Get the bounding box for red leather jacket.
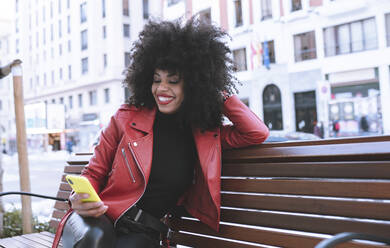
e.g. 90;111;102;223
53;95;268;247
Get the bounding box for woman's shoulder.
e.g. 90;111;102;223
114;103;154;120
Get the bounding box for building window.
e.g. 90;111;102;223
294;31;317;62
89;90;97;106
81;57;88;74
263;84;283;130
104;88;110;103
58;0;62;13
103;54;107;68
81;30;88;50
102;26;106;39
36;32;39;48
198;8;211;25
43;6;46;21
36;76;39;86
167;0;181;6
59;44;62;55
385;13;390;47
52;99;56;104
262;40;276;65
68;40;71;52
44;73;47;86
80;2;87;23
124;52;131;67
60;97;64;104
78;93;83;108
69;95;73;109
50;1;53;18
16;39;19;54
143;0;149;19
59;68;63;79
123;0;129;16
67;16;71;33
51;70;55;84
102;0;106;18
261;0;272;20
43;28;46;44
15;19;19;33
232;48;247;71
123;24;130;37
234;0;243;27
323;17;378;57
291;0;302;12
51;24;54;41
67;0;70;9
68;65;72;79
58;20;62;38
0;100;2;111
15;0;18;12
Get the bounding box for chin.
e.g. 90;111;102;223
158;106;178;114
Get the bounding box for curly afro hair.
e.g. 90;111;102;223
124;18;239;130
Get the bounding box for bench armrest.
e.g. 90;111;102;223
315;232;390;248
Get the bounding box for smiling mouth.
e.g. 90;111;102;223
157;95;174;105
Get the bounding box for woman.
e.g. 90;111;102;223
53;19;269;248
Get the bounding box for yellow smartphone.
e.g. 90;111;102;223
65;175;101;202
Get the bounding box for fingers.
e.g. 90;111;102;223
76;204;108;218
70;193;108;217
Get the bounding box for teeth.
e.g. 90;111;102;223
158;96;172;102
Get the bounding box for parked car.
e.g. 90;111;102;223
265;131;321;142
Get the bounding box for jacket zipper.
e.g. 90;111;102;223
114;142;147;227
121;148;136;183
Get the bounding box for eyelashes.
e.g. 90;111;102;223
153;80;179;84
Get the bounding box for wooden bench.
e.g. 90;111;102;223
1;136;390;247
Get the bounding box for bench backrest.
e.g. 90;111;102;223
50;136;390;248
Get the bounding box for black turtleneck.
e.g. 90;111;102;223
137;111;196;218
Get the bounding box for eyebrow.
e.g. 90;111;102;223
154;72;179;77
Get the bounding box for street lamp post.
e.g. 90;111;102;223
12;63;33;234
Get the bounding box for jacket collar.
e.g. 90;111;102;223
130;107;157;133
118;104;157;134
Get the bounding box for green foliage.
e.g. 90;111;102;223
1;208;55;238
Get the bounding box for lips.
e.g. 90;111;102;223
156;94;174;105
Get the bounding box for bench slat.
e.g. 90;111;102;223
221;193;390;220
221;208;390;237
0;237;35;248
171;232;263;248
222;178;390;198
56;190;71;200
54;201;70;211
66;155;92;165
18;233;53;247
222;161;390;179
223;141;390;163
63;165;87;173
170;218;384;248
59;182;72;192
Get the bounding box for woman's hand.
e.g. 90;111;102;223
69;193;108;217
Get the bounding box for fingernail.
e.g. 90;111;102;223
83;194;89;198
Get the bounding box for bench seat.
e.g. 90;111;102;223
1;136;390;247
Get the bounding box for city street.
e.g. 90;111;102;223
1;151;69;222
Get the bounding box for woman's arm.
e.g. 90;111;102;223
81;114;122;193
221;95;269;149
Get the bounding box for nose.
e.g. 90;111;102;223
157;80;169;91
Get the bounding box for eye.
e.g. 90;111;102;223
169;81;179;84
153;79;161;83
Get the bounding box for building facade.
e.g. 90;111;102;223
162;0;390;138
0;18;15;154
10;0;161;152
